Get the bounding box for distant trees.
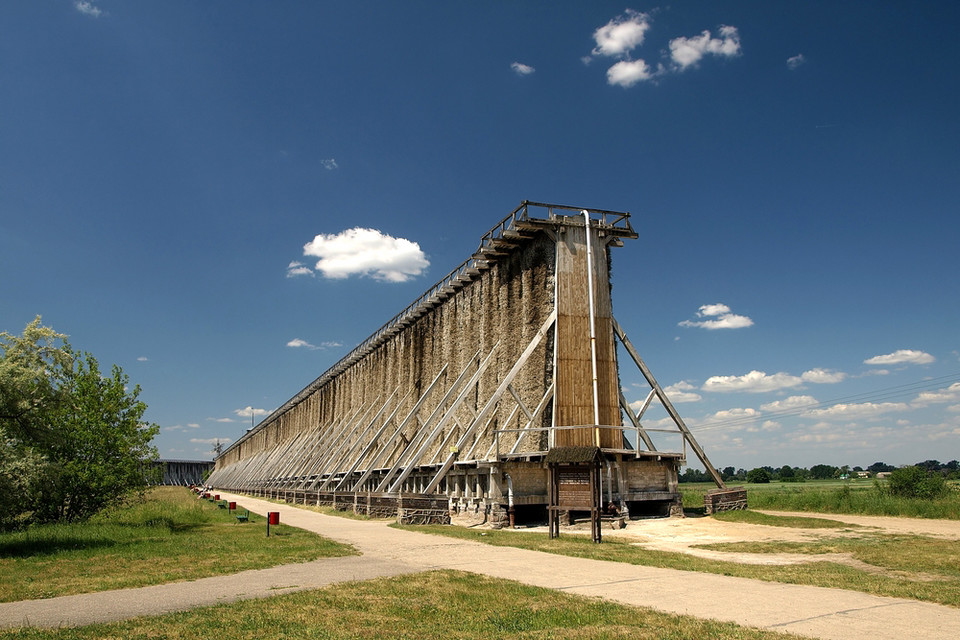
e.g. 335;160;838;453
0;317;159;530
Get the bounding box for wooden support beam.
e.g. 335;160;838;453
618;389;658;452
423;310;556;495
613;317;726;489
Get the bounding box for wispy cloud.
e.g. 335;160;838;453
190;437;234;445
74;1;103;18
321;158;339;170
286;261;314;278
137;356;149;362
207;417;235;423
864;349;935;366
669;26;741;70
300;227;429;282
287;338;343;350
679;303;753;330
511;62;535;76
786;53;806;70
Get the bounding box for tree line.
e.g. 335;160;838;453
681;460;960;485
0;317;160;531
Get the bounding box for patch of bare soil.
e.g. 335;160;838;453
587;511;960;581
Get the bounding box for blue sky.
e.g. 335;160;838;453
2;2;958;470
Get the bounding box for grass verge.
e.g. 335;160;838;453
0;487;355;602
681;481;960;519
711;510;861;529
395;524;960;608
0;570;806;640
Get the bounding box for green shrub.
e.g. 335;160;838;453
886;466;948;499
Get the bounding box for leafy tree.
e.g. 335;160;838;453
809;464;838;480
0;317;159;527
746;468;771;483
721;466;736;480
779;465;794;479
886;465;948;499
867;461;895;474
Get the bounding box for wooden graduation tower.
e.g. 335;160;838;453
210;202;724;525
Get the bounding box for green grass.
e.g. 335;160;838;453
396;523;960;608
681;480;960;519
0;570;806;640
0;487;355;602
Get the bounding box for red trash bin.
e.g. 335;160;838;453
268;512;280;525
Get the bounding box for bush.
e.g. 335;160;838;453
886;466;948;499
746;468;771;483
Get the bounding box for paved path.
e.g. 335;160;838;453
3;492;959;639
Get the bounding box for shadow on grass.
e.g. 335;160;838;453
0;537;118;558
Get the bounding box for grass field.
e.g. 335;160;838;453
0;487;355;602
0;570;805;640
681;479;960;519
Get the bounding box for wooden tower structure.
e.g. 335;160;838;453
209;202;724;525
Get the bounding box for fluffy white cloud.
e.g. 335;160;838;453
74;1;102;17
234;406;270;418
137;356;149;362
702;370;803;393
511;62;535;75
679;303;753;330
606;59;656;87
801;368;847;384
669;25;741;69
591;10;651;57
302;228;429;282
864;349;935;366
786;54;806;70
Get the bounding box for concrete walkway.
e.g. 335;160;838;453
3;492;959;639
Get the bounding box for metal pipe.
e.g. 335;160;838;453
505;473;515;528
583;210;601;447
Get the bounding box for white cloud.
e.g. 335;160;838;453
912;382;960;407
75;1;103;17
137;356;149;362
321;158;339;170
669;25;741;70
302;228;429;282
286;261;314;278
864;349;935;366
511;62;535;76
948;404;960;414
287;338;343;351
801;368;847;384
806;401;910;420
662;381;702;403
759;395;819;412
591;10;651;57
187;423;200;429
786;54;806;70
607;59;657;87
190;437;234;445
234;406;270;418
679;303;753;330
208;417;235;423
702;370;803;393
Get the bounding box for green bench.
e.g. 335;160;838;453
235;510;250;523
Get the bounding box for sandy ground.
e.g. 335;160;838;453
511;509;960;576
